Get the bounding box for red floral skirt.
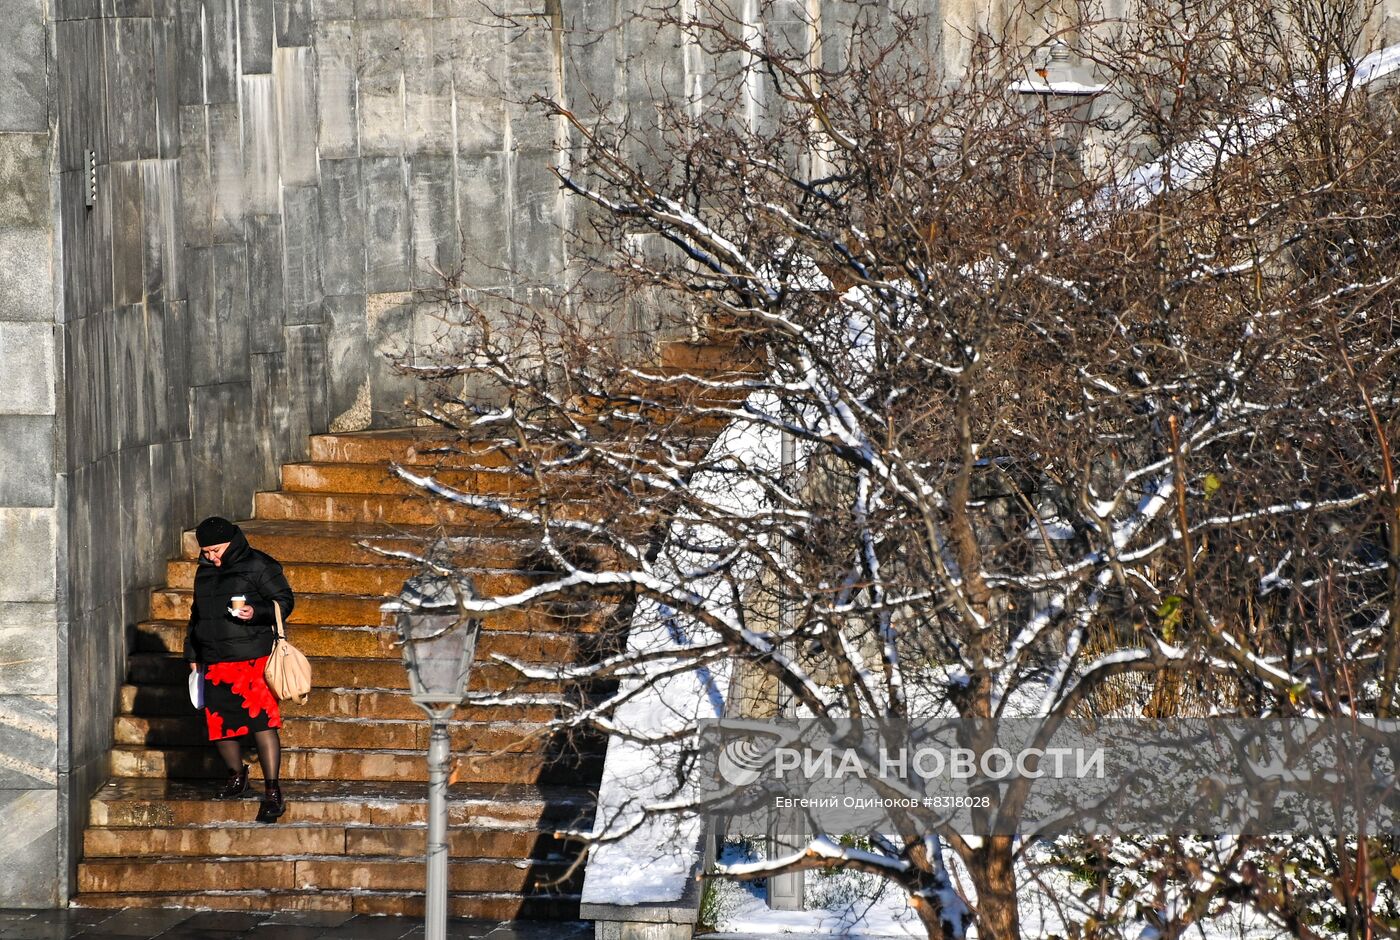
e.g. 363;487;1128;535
203;656;282;741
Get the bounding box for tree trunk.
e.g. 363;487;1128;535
970;836;1021;940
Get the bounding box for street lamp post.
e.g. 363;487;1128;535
384;572;481;940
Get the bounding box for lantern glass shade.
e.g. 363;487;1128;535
391;574;480;705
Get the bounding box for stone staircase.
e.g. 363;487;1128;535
70;338;758;922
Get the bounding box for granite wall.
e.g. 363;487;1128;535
1;0;575;906
0;0;63;909
42;0;575;905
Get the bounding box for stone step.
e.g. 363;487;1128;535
147;589;614;631
108;743;603;784
70;889;582;920
165;558;548;598
83;823;574;860
181;520;425;566
134;619;608;662
308;432;518;467
77;855;582;895
281;462;603;499
658;339;761;374
89;779;594;830
179;520;614;571
253;490;607;529
119;683;571;723
125;652;578;695
111;715;567;753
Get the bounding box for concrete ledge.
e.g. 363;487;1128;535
590;922;694;940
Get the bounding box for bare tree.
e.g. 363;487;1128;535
390;1;1400;936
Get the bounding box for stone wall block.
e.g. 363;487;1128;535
57;172;92;319
0;510;56;605
453;150;508;288
317;159;366;296
0;416;54;508
55;19;107;173
60;322;91;471
175;0;206;105
246;214;287;354
163;300;192;440
183;246;217;388
201;0;239;103
451;95;506;155
207;102;245;242
503;22;562;154
0;0;48;133
167;437;194;532
239;0;274;74
98;313;124;460
151;13;181;158
446;15;503;99
113;303;161;449
273;47;318;187
275;0;314;46
510;149;565;282
0;322;56;416
355;0;422;17
560;0;620;125
363;155;410;292
505;25;560;107
240;74;281;215
190;381;255;521
143;303;173;442
408;154;456;289
281;186;322;325
146;442;180;566
64;464;92;615
0;134;51;229
104;17;159;162
140;159;183;301
322;294;369;425
0;225;52;324
313;20;359;160
357;19;405;156
367;297;416;425
90;456;121;605
250;351;289;489
0;604;57;698
177;106;212;247
55;0;101;18
285;323;328;447
402;20;451;154
62;596;117;774
0;705;56;795
317;0;353;18
210;242;252;383
116;447;156;604
109;161;144;307
0;789;58;905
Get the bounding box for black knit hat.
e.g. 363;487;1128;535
195;516;241;547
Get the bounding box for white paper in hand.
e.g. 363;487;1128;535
188;668;204;709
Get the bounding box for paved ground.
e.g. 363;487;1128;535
0;910;593;940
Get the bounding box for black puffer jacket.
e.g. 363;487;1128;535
184;529;295;664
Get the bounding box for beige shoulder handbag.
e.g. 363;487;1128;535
264;601;312;705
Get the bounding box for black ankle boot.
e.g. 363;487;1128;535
216;764;249;799
256;782;286;823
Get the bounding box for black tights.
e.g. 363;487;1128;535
215;729;281;787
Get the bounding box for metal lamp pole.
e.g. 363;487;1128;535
385;572;480;940
418;703;455;940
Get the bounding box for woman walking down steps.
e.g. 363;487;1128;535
185;516;295;823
